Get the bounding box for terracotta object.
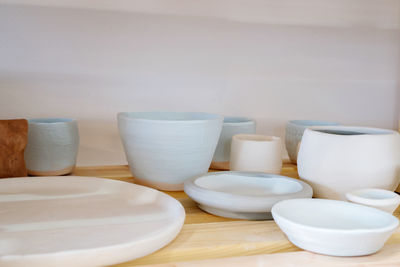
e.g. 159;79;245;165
0;119;28;178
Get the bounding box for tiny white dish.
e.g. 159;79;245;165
272;198;399;256
0;176;185;267
346;188;400;214
184;172;313;220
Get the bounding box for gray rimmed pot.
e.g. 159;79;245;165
285;120;340;164
210;116;256;170
24;118;79;176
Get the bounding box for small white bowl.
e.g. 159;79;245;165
346;188;400;214
272;198;399;256
184;172;313;220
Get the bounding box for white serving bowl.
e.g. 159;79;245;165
118;112;223;191
184;172;313;220
272;198;399;256
297;126;400;200
346;188;400;214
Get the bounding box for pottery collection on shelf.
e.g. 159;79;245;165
1;112;400;264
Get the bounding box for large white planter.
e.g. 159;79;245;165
298;126;400;200
118;112;223;191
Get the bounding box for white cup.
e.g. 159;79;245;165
230;134;282;174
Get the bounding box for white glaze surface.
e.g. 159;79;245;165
0;176;185;267
184;172;312;220
346;188;400;214
230;134;282;174
272;198;399;256
298;126;400;200
118;112;223;191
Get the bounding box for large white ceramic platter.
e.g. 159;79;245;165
184;172;313;220
0;176;185;267
272;198;399;256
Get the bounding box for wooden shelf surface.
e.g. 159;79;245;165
71;164;400;267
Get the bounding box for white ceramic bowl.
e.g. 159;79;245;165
118;112;223;191
346;188;400;214
298;126;400;200
272;198;399;256
211;117;256;170
184;172;313;220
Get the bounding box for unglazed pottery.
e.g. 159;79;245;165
346;188;400;214
211;117;256;170
230;134;282;174
298;126;400;200
0;176;185;267
0;119;28;178
285;120;339;164
272;198;399;256
24;118;79;176
184;172;312;220
118;112;223;191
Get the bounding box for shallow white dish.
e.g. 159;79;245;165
272;198;399;256
346;188;400;214
184;172;313;220
0;176;185;267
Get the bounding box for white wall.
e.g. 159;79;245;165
0;1;399;166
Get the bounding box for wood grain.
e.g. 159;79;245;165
71;164;400;266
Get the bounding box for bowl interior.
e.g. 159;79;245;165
29;118;75;124
311;126;394;136
289;120;339;127
194;173;303;196
274;199;397;230
223;117;253;124
352;189;399;200
119;112;221;121
234;134;277;142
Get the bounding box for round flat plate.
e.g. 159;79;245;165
184;171;312;220
0;176;185;267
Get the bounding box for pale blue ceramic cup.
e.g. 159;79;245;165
285;120;340;164
118;112;223;191
211;116;256;170
24;118;79;175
